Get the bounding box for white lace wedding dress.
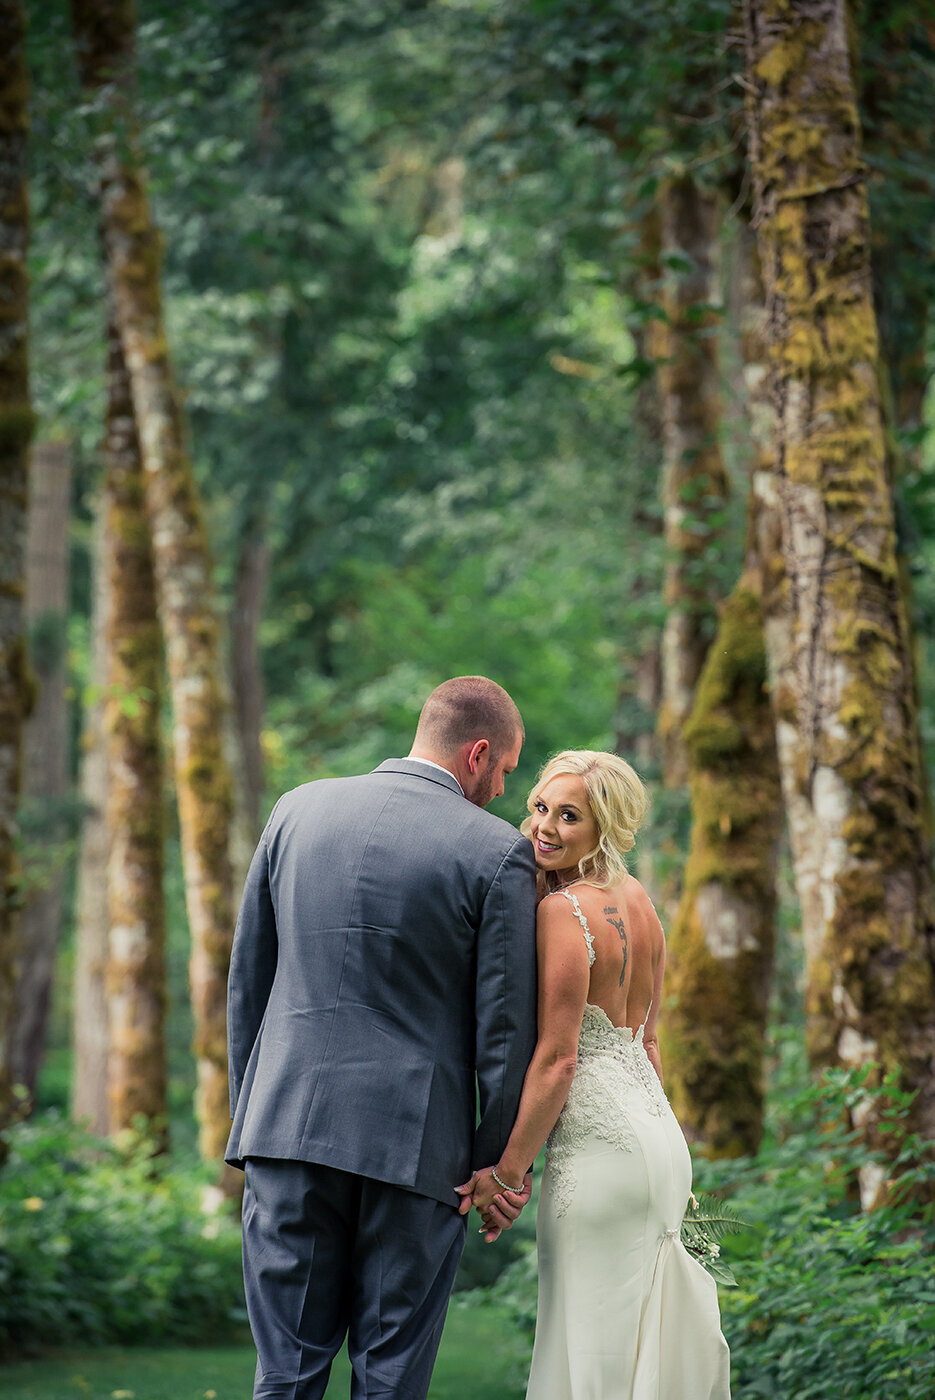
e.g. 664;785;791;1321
525;891;731;1400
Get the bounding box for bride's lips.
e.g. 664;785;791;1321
536;838;561;855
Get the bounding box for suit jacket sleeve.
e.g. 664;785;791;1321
472;833;538;1169
227;818;278;1115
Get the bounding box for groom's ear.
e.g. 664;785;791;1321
466;739;490;773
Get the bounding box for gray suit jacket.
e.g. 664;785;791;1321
225;758;538;1206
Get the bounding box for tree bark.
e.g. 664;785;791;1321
72;502;111;1135
0;0;34;1154
744;0;935;1187
663;520;782;1158
655;177;731;788
71;0;237;1165
611;208;669;905
858;0;933;453
231;527;268;848
103;304;168;1143
11;443;71;1099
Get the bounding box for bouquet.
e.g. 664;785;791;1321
680;1191;747;1286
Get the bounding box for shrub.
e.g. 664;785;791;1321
701;1068;935;1400
0;1114;246;1357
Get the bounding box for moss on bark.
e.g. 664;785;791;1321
72;0;236;1167
103;305;168;1147
744;0;935;1173
663;574;782;1157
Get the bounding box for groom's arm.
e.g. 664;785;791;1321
227;811;280;1113
472;834;538;1170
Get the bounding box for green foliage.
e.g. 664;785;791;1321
697;1067;934;1399
0;1115;245;1357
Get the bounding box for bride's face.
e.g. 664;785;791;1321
528;774;599;875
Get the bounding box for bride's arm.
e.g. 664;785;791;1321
643;915;667;1087
462;896;590;1212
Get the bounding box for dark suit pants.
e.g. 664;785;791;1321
242;1158;468;1400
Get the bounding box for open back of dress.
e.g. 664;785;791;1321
525;890;731;1400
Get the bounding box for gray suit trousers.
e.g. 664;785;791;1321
243;1158;468;1400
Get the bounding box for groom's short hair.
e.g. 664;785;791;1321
414;676;523;758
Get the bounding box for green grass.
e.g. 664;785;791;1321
0;1302;528;1400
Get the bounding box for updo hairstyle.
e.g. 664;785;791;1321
521;749;649;891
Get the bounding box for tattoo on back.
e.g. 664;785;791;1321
603;905;629;986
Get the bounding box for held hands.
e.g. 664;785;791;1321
455;1168;532;1243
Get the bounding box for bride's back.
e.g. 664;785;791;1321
569;876;664;1034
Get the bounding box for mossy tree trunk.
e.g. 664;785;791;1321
655;177;731;788
72;502;111;1135
664;221;782;1155
0;0;33;1156
103;304;168;1144
744;0;935;1180
70;0;237;1166
11;443;71;1100
663;519;782;1158
663;212;787;1159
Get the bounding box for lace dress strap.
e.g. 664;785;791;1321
562;889;595;967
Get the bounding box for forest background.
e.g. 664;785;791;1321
1;1;934;1396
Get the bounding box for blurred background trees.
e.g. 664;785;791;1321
0;0;932;1209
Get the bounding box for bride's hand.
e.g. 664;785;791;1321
455;1169;533;1242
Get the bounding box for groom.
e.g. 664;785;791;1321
226;676;538;1399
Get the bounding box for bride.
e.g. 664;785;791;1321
460;750;731;1399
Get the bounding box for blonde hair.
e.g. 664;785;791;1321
521;749;649;893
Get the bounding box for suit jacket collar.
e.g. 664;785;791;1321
374;757;464;799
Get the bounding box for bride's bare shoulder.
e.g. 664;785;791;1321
610;875;662;932
537;887;580;919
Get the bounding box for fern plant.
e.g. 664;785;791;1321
680;1191;748;1286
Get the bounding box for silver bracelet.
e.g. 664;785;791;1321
491;1167;524;1193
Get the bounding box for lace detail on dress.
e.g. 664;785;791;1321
562;888;595;966
546;1006;670;1217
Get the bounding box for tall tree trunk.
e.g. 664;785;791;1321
858;5;934;846
230;527;268;848
744;0;935;1188
663;514;782;1158
664;222;783;1153
223;525;269;899
103;305;168;1143
859;0;933;455
613;209;668;905
11;443;71;1099
72;503;111;1135
0;0;34;1155
655;177;731;788
70;1;237;1165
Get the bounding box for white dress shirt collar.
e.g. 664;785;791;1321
405;756;464;795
